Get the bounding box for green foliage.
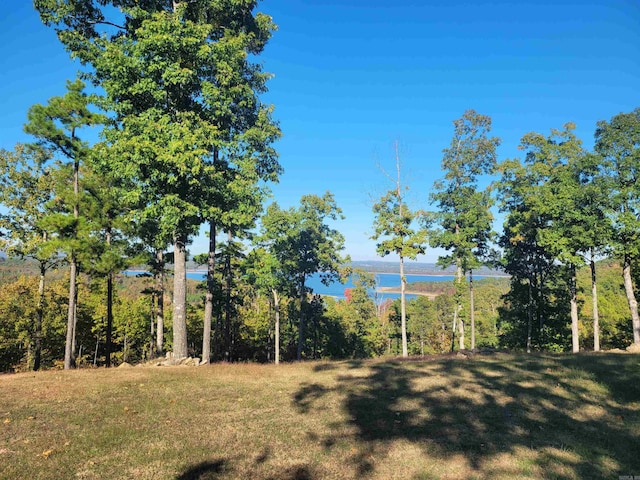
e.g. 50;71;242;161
0;276;68;371
430;110;500;273
595;108;640;260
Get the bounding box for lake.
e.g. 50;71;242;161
126;270;494;302
179;271;478;302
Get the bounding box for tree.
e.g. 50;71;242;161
594;108;640;346
371;142;427;357
261;192;348;360
245;247;290;364
430;110;500;350
0;145;61;370
81;164;137;367
406;296;436;355
574;153;610;351
513;124;589;352
23;79;103;369
36;0;281;361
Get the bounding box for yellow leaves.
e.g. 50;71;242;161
3;418;10;424
40;449;54;459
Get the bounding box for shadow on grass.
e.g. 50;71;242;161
293;352;640;479
176;458;315;480
176;459;226;480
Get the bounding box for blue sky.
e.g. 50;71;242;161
1;1;639;261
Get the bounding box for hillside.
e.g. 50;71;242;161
1;353;639;479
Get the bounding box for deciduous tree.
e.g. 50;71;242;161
594;108;640;346
371;143;427;357
430;110;500;350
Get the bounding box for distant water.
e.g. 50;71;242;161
174;271;480;302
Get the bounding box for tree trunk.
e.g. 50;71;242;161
469;269;475;351
172;235;188;360
273;289;280;365
456;263;464;350
400;255;408;357
64;253;77;370
569;263;579;353
105;225;113;368
622;254;640;345
451;309;457;353
150;292;155;358
155;249;165;356
224;231;233;361
527;278;533;354
64;157;80;370
34;262;46;371
106;272;113;367
202;222;216;365
590;251;600;352
297;276;306;360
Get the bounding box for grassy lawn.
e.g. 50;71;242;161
1;352;639;479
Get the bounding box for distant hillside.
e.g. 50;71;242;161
351;260;507;276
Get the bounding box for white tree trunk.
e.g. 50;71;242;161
202;222;216;365
172;236;188;360
570;264;579;353
591;251;600;352
400;255;408;357
622;254;640;345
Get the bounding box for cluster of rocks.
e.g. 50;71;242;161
115;352;204;368
154;352;203;367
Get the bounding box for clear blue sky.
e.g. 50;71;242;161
1;1;639;261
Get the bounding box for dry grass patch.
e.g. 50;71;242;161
1;353;639;479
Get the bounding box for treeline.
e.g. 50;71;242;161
1;2;639;371
0;263;509;371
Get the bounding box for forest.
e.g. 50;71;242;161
1;1;639;372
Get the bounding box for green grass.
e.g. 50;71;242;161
1;353;639;479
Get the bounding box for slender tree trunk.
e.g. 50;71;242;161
570;263;579;353
105;225;113;368
202;222;216;364
64;253;77;370
224;231;233;361
400;255;408;357
172;235;188;360
297;276;306;360
155;249;165;356
273;289;280;365
64;157;80;370
622;254;640;345
72;286;78;361
527;278;533;354
469;269;475;351
150;293;155;358
106;272;113;367
591;250;600;352
456;262;465;350
451;310;457;352
34;262;46;371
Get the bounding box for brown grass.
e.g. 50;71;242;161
1;353;639;479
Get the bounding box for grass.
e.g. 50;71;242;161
1;352;639;479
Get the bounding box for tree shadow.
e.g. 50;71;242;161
176;459;227;480
292;353;640;478
176;458;317;480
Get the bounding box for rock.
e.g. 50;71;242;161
626;343;640;353
118;362;133;368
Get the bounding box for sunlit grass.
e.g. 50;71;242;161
1;353;639;479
